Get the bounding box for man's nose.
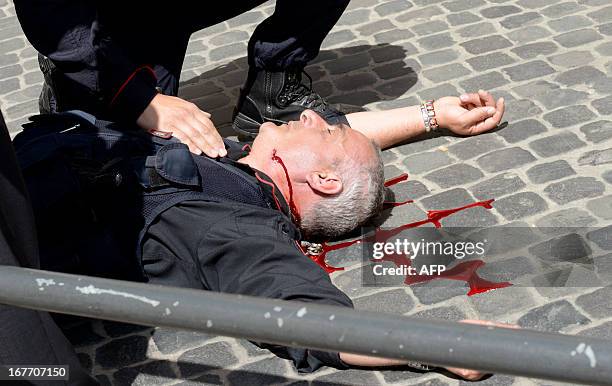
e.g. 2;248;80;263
300;109;326;129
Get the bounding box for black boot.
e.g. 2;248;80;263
232;68;343;139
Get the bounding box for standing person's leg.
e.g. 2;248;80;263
0;112;98;386
233;0;351;138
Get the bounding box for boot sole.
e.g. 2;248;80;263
232;112;262;140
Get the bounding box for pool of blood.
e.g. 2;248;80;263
307;172;512;296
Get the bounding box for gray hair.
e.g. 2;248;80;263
301;141;385;238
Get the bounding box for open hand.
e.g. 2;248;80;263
137;93;227;157
434;90;505;136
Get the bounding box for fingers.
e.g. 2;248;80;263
460;318;520;329
446;367;486;381
193;110;226;157
459;90;496;109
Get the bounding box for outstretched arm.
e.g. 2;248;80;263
339;319;518;381
345;90;505;149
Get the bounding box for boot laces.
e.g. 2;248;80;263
282;70;328;110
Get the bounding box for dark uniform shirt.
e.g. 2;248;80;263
141;141;353;372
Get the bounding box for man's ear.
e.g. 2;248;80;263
305;171;343;195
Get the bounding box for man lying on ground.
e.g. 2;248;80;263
15;91;506;381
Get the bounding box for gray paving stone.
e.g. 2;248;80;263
402;150;453;174
209;42;246;61
543;105;596;129
592;95;612;115
547;15;592;33
526;161;576;184
424;164;484;188
503;60;555;82
496;119;547;143
209;31;249;46
459;375;516;386
587;225;612;250
587;5;612;23
500;12;542;30
586;195;612;220
357;20;395;36
379;368;429;384
325;52;371;74
599;22;612;36
595;41;612;57
411;305;467;321
152;328;213;355
0;37;25;53
467;52;516;71
396;5;445;23
417;32;456;50
506;25;552;44
603;170;612;184
555;66;607;86
227;357;288;385
412;20;450;36
529;233;593;265
578;321;612;340
578;148;612;166
95;335;149;369
476;147;536;173
0;78;19;94
457;22;497;38
337;8;371;26
459;71;509;91
554;29;603;48
447;12;482;26
411;279;470;305
312;369;379;385
397;137;450;156
63;322;105;348
421;188;473;209
442;0;486;12
354;289;414;314
470;173;526;200
469;287;535;318
322;29;356;48
388;180;431;201
375;0;414;17
369;42;419;63
179;342;238;378
448;134;505;160
511;42;558;60
517;0;558;8
336;73;377;90
576;287;612;319
536;208;597;232
494;192;548;221
113;361;176;386
518;300;590;332
0;52;19;67
417;83;459;100
227;10;264;27
477;255;536;284
460;35;513;55
374;28;415;44
545;177;606;205
175;373;222;386
418;49;459;66
533;89;589;110
0;63;21;80
529;132;587;158
480;5;522;18
423;63;470;82
542;2;587;18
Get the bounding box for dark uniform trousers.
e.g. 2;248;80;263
0;113;97;385
14;1;350;122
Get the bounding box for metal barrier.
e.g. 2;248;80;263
0;266;610;385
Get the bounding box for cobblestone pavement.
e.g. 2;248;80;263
2;0;612;385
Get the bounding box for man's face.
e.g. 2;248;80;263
249;110;375;174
